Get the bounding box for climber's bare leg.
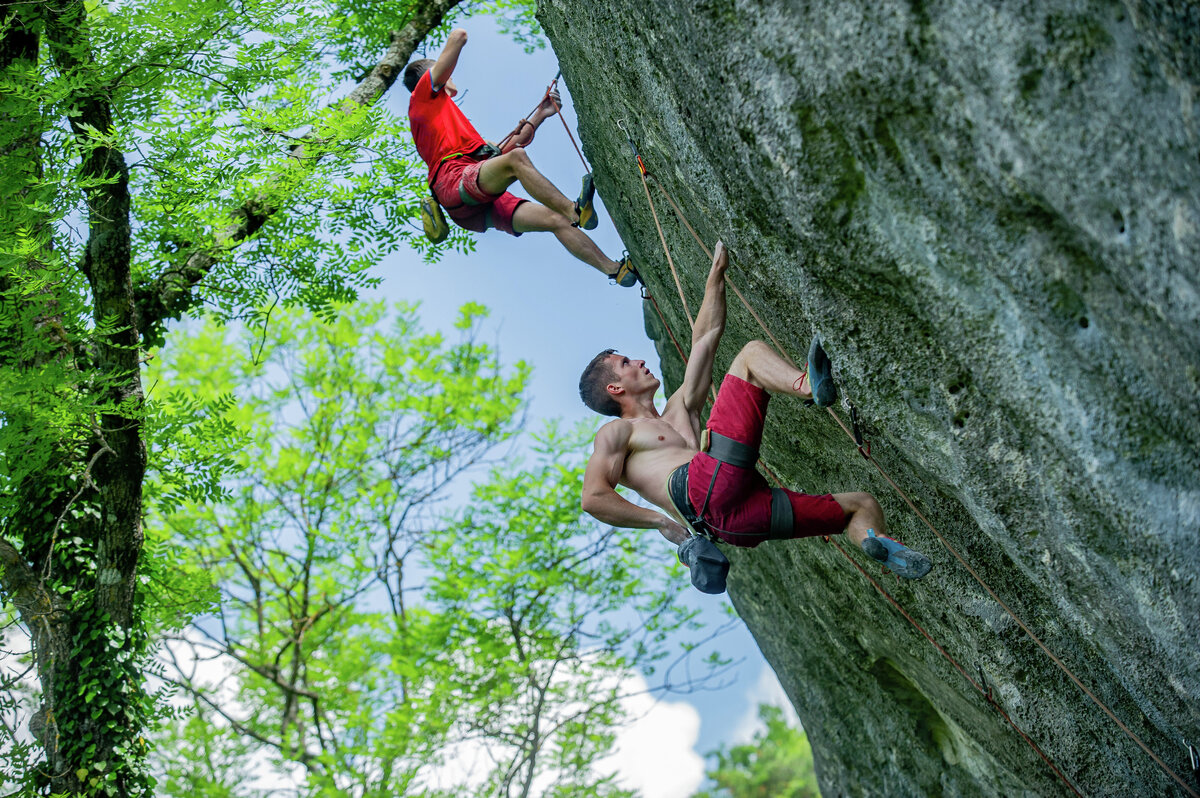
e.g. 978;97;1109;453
477;148;578;223
511;202;620;276
831;491;885;547
727;340;812;398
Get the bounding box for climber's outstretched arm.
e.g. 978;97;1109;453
677;241;729;412
502;88;562;152
430;28;468;90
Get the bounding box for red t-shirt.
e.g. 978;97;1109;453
408;70;486;183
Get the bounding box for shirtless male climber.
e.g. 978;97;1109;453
578;241;932;593
404;28;639;287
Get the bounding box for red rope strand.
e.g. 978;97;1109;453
628;142;1196;797
544;80;588;171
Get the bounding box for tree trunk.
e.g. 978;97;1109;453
0;0;466;793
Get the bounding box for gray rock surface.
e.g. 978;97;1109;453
539;0;1200;795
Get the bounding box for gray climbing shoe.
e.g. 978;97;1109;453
863;529;932;580
807;335;837;407
678;536;729;594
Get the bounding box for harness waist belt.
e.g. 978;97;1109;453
668;462;795;540
667;464;718;542
703;430;758;468
429;143;505;191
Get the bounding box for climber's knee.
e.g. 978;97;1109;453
728;340;773;383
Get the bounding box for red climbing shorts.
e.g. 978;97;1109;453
686;375;845;547
431;155;526;236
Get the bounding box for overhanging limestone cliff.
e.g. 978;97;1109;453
538;1;1200;794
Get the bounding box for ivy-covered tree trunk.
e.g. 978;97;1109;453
49;2;148;792
0;0;467;792
2;2;156;791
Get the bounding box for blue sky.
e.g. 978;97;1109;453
367;12;800;794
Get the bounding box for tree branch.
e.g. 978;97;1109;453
135;0;465;336
0;540;56;628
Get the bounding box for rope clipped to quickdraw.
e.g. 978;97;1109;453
499;70;589;173
618;118;694;326
618;117;1199;798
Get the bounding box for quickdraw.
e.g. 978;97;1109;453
618;115;1197;798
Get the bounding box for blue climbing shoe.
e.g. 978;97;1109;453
861;529;932;579
575;172;598;230
807;335;837;407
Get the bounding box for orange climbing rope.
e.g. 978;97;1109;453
622;124;1199;798
543;75;588;171
640;287;1084;795
618;119;695;326
500;71;589;172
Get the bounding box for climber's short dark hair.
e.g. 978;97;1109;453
403;59;435;92
579;349;622;417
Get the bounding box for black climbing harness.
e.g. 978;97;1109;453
667;431;794;542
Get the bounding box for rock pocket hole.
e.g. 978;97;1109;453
1078;316;1089;328
1112;209;1125;235
953;410;970;428
869;658;963;766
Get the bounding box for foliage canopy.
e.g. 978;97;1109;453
145;302;709;797
0;0;538;792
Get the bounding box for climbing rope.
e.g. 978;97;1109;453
619;121;1199;798
618;119;694;326
500;70;589;172
543;74;588;171
643;288;1084;796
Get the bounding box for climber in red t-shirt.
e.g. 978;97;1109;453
404;28;639;287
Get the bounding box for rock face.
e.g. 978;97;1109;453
539;1;1199;794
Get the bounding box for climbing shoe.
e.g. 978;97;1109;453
420;194;449;244
807;335;837;407
678;536;730;594
574;172;598;230
862;529;933;580
612;254;641;288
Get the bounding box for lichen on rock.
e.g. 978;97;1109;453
539;0;1200;794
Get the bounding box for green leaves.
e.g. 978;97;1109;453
146;303;717;797
2;0;553;793
695;704;818;798
148;300;530;792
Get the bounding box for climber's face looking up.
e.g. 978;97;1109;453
606;354;660;399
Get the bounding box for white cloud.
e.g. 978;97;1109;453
598;674;705;798
729;665;800;745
